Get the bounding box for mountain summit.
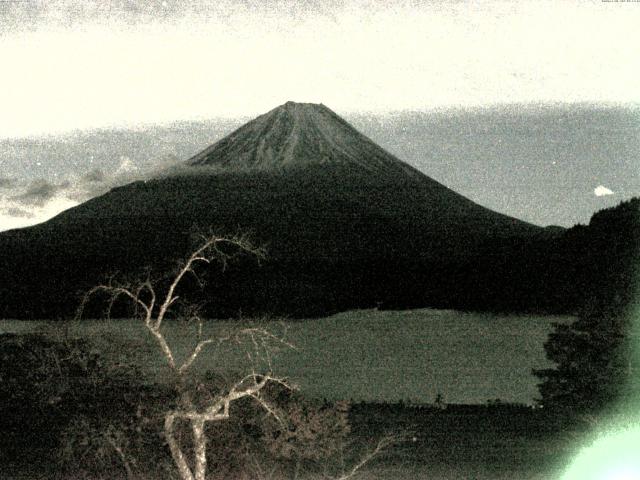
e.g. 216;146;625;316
188;101;421;178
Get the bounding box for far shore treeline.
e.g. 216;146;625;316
0;197;637;320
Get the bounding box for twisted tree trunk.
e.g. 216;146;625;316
192;418;208;480
165;413;195;480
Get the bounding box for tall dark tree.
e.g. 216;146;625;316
534;303;630;413
534;198;639;415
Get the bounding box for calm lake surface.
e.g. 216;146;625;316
0;308;573;405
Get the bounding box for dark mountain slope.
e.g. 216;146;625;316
0;102;562;319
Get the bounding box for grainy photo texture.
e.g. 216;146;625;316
0;1;638;479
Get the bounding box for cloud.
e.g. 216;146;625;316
2;1;640;138
4;206;35;218
0;161;138;230
594;185;614;197
0;151;183;232
115;156;138;175
81;168;106;183
11;179;71;206
0;194;78;231
0;177;16;188
69;158;141;202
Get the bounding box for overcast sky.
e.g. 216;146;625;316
1;0;639;138
0;0;638;231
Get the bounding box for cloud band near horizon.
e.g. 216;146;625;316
1;0;639;138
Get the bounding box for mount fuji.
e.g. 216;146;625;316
0;102;557;318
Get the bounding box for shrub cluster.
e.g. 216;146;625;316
0;333;354;480
0;332;172;478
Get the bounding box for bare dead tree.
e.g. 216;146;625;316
79;232;294;480
330;434;405;480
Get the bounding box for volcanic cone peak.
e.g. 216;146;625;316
187;101;422;178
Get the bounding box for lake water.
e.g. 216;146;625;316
0;308;573;405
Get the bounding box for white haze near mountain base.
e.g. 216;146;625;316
0;155;179;231
0;197;78;231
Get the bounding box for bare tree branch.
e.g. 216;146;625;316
104;430;136;480
248;392;287;428
332;435;406;480
155;233;264;330
78;231;290;480
178;338;215;375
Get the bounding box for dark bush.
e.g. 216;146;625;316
0;334;356;479
0;332;104;451
0;332;172;477
158;372;354;480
